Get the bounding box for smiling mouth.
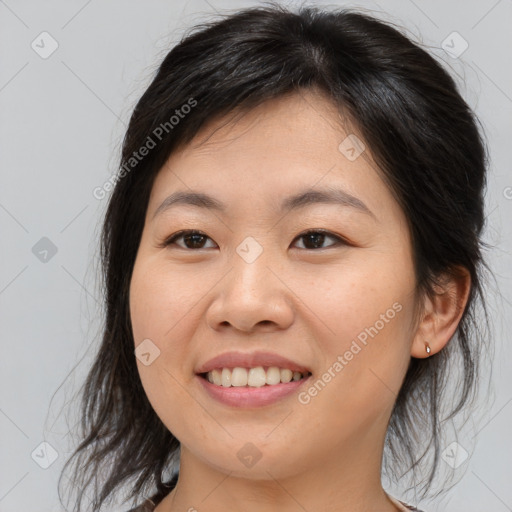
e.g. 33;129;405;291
198;366;312;388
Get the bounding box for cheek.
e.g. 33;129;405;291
129;258;209;432
304;256;414;417
129;258;197;345
309;257;410;341
130;270;200;410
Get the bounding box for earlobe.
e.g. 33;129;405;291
411;267;471;358
411;339;433;359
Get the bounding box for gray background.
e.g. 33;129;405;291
0;1;511;511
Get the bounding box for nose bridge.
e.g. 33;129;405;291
229;234;276;303
206;235;294;332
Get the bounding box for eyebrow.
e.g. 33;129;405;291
152;187;376;220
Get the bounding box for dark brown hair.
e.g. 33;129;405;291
59;4;493;510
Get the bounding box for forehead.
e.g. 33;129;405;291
149;91;402;226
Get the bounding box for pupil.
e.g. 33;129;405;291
304;233;324;249
185;233;205;248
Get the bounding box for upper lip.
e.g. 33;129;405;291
195;351;311;374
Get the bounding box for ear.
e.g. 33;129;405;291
411;266;471;358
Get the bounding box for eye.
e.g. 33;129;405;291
161;228;347;251
162;230;217;250
292;229;347;250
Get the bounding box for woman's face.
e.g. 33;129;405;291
130;91;419;482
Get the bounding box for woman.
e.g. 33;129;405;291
60;4;491;512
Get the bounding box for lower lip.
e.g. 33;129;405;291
196;374;312;408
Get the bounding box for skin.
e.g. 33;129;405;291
129;89;470;512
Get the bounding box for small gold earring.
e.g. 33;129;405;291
425;341;431;356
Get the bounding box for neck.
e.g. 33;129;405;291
155;426;400;512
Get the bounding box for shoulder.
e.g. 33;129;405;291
124;474;179;511
125;500;155;512
398;501;426;511
388;494;426;512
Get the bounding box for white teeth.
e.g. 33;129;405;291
231;367;248;387
248;367;267;387
266;366;281;385
280;368;293;383
211;368;222;386
204;366;309;387
221;368;232;387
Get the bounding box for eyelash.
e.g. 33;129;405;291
161;228;349;251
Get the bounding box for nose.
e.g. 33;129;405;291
205;246;295;334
